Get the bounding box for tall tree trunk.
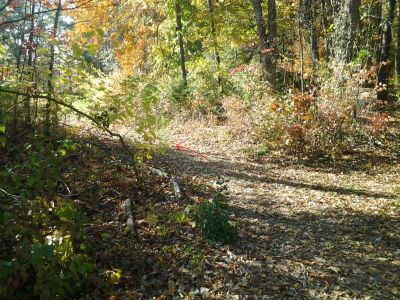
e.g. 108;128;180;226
206;0;221;67
333;0;361;64
267;0;277;90
397;0;400;76
377;0;396;100
11;1;29;135
321;0;331;63
206;0;222;89
175;0;187;86
300;0;319;67
251;0;276;91
310;11;319;64
298;2;305;93
375;2;383;62
24;0;36;127
45;0;62;135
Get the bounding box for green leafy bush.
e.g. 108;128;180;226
190;178;237;244
0;137;93;299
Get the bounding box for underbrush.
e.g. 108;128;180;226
0;127;239;298
0;135;94;299
189;178;237;245
158;62;395;161
217;65;395;160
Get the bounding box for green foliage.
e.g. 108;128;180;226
0;137;93;299
189;178;237;244
182;244;205;272
169;211;191;224
0;124;6;147
353;49;370;65
159;76;192;107
395;196;400;210
228;64;267;102
0;198;93;299
105;268;123;285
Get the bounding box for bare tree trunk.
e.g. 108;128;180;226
375;2;383;62
45;0;62;135
298;4;305;93
321;0;331;63
24;0;36;127
251;0;276;91
396;0;400;77
251;0;268;74
267;0;277;90
300;0;319;68
377;0;396;100
206;0;221;67
333;0;361;64
175;0;187;86
11;2;29;135
310;10;320;64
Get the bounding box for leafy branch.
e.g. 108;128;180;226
0;87;139;177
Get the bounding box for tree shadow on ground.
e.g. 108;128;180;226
152;149;399;298
156;151;398;201
212;207;400;298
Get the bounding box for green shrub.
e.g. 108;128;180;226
190;178;237;244
0;198;94;299
0;137;93;299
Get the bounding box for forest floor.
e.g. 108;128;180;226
149;116;400;299
65;110;400;299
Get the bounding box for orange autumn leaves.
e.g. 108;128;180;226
68;0;164;75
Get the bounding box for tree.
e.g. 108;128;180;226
251;0;276;91
377;0;396;100
333;0;361;64
397;0;400;77
24;0;36;127
206;0;222;88
267;0;277;90
175;0;188;86
45;0;62;134
320;0;331;63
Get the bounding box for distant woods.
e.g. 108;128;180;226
0;0;399;143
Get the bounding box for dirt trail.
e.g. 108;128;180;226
152;124;400;299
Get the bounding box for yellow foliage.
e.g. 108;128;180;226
68;0;164;74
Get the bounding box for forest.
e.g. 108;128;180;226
0;0;399;298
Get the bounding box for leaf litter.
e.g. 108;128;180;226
64;115;400;299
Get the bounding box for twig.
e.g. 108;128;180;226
0;187;20;201
125;198;135;234
171;175;183;199
147;167;183;199
0;98;27;118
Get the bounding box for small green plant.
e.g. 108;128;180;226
256;146;270;157
395;196;400;210
190;177;237;244
182;244;205;272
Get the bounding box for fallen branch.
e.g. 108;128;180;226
171;176;183;199
125;198;135;234
147;167;183;199
0;187;20;201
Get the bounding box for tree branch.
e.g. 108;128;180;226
0;0;12;14
0;87;139;177
0;0;97;28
